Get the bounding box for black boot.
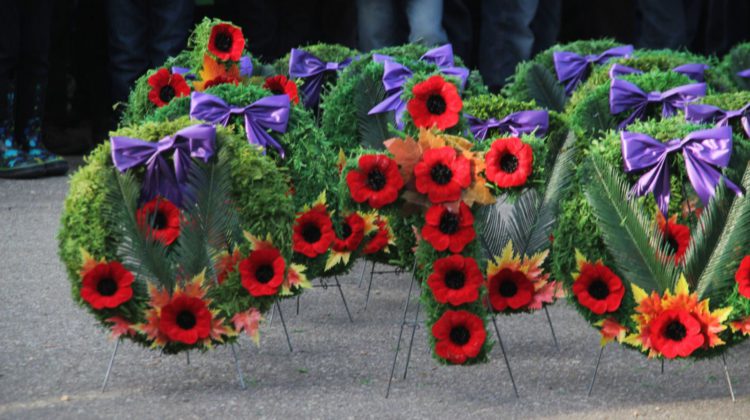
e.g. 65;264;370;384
16;80;68;176
0;81;45;179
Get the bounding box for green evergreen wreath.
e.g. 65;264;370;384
719;42;750;91
551;116;750;359
58;117;304;353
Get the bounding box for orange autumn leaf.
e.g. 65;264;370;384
417;128;446;151
384;136;422;182
194;54;240;91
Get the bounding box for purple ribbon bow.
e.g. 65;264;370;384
685;102;750;138
368;44;469;129
609;63;708;82
737;69;750;78
621;126;742;216
466;110;549;140
553;45;634;95
288;49;353;108
111;124;216;207
609;78;706;129
189;91;290;158
171;67;196;80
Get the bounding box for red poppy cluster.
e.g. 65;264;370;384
80;261;135;310
239;248;286;297
427;255;483;306
332;213;366;252
414;146;471;203
649;308;704;358
136;197;181;246
736;256;750;298
363;216;391;255
264;75;300;104
422;202;476;253
407;75;462;130
432;310;486;364
487;267;533;311
657;214;690;264
147;68;190;108
346;154;404;209
484;137;533;188
572;261;625;315
208;23;245;62
293;205;335;258
159;295;213;345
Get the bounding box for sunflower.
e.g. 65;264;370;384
432;310;486;364
421;202;475;253
293;203;335;258
207;23;245;61
346;154;404;209
239;248;286;297
657;213;690;264
572;253;625;315
734;255;750;298
136;197;181;246
407;75;462;130
484;137;533;188
147;68;190;107
80;260;134;310
263;75;300;104
486;242;556;312
427;255;483;306
414;146;471;203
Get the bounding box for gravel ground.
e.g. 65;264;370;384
1;158;749;419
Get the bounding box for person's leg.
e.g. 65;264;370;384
356;0;399;51
479;0;539;90
15;0;67;176
107;0;149;107
442;0;475;66
635;0;688;49
148;0;194;68
405;0;449;46
530;0;561;55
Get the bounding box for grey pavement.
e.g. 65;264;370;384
1;157;750;419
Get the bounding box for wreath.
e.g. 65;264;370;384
720;42;750;91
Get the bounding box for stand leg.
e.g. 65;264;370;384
275;299;293;352
385;263;417;398
268;300;275;326
364;262;376;311
660;359;664;374
358;260;368;288
402;299;421;380
186;351;190;366
101;339;121;392
587;346;605;397
335;276;354;323
721;353;736;402
543;306;560;351
230;343;247;390
296;295;300;316
490;313;520;398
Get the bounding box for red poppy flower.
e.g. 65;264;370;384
407;75;462;130
239;248;286;297
293;206;335;258
422;202;476;253
432;310;486;364
159;295;212;345
484;137;533;188
263;75;300;104
136;197;181;246
649;309;704;359
414;146;471;203
572;262;625;315
487;268;534;311
363;217;391;254
346;154;404;209
215;249;241;284
735;256;750;298
80;261;134;310
147;68;190;108
332;213;366;252
208;23;245;61
658;214;690;264
427;255;483;306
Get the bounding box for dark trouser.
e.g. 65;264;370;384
635;0;701;50
107;0;194;105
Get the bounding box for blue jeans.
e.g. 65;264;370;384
107;0;194;104
357;0;449;51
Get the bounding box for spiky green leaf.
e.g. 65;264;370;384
525;63;567;112
355;74;391;150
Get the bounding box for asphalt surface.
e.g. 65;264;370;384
2;157;750;419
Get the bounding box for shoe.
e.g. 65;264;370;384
16;81;68;177
0;81;45;179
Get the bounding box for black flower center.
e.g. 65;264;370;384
159;85;176;103
366;168;387;191
302;223;322;243
176;310;197;330
587;279;610;300
445;270;466;289
214;32;233;52
341;223;352;239
96;278;117;296
450;325;470;345
426;94;446;115
430;163;453;185
270;87;285;95
150;211;168;230
438;211;460;234
664;320;687;341
663;233;679;256
255;265;274;283
500;153;518;174
499;278;518;297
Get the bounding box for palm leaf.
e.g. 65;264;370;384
584;156;678;293
476;194;513;259
104;170;175;291
696;162;750;300
525;63;567;112
356;75;391;150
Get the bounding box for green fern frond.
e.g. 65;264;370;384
525;63;567;112
476;194;512;259
584;156;678;293
355;74;392;150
